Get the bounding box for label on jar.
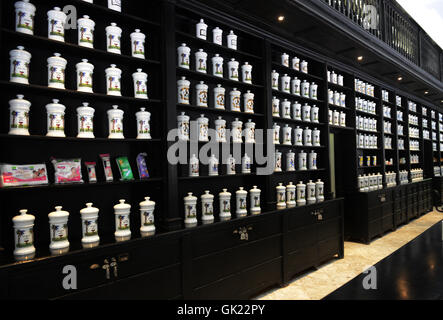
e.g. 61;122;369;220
110;117;123;133
79;27;94;44
108;34;121;50
133;40;145;56
198;90;208;105
50;19;65;37
51;223;68;242
10;110;29;129
49;66;65;84
231;96;241;110
141;210;154;226
15;228;34;248
202;202;213;216
215;93;225;108
179;86;189;103
78;71;93;88
186;205;197;218
16;10;34;32
79;115;94;133
48;113;65;131
11;59;29;80
135;80;147;95
117;215;130;230
138;120;150;135
245;99;254;112
107;76;121;93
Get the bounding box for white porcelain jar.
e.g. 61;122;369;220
301;80;310;98
196;81;208;107
114;200;131;242
219;189;232;221
48;206;70;255
213;27;223;45
292;56;300;71
201;191;214;224
47;7;67;42
329;109;333;124
272;97;280;117
302;103;311;122
212;54;224;77
196;19;208;40
301;60;308;73
311;105;319;123
282;125;292;145
9;95;31;136
136;108;151;140
293;102;302;121
340;93;346;107
310;83;318;100
13;209;35;261
108;0;121;12
308;151;317;170
243;90;254;113
15;0;36;35
338;75;344;86
281;74;291;93
228;58;239;81
230;88;241;112
271;70;279;90
340;112;346;127
107;105;124;139
177;112;190;141
198;114;209;142
236;187;248;218
299;150;307;170
333;110;340;126
281;53;289;67
215;116;226;143
331;71;337;84
276;183;286;210
316;179;324;202
78;15;95;48
77;102;95;138
307;180;316;205
281;99;291;119
177;43;191;69
242;153;251;174
177;77;190;104
250;186;261;215
105;64;122;96
245;119;256;144
213;84;225;109
292;77;301;96
333;91;340;106
286;182;296;208
294;126;303;146
209;154;219;176
312;128;321;146
296;181;307;206
274;150;282;172
287;150;295;172
47;53;67;89
46;99;66;137
189;154;199;177
303;127;312;146
132;69;148;99
231;118;243;143
130;29;146;59
76;59;94;93
227;30;237;50
140;197;156;237
106;22;122;54
242;62;252;84
195;49;208;73
226;154;236;175
273;123;280;144
10;46;31;84
80;203;100;248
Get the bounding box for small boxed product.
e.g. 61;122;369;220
51;158;84;184
0;163;49;188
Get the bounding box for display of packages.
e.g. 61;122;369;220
116;156;134;181
51;158;84;184
100;154;114;182
136;153;150;179
0;163;48;188
85;162;97;183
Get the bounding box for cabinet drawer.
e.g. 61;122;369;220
191;235;281;288
286;246;317;278
367;190;392;208
286;225;316;252
368;219;381;239
287;206;314;230
317;217;341;241
317;235;340;262
191;214;281;258
368;206;381;221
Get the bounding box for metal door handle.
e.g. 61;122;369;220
102;259;111;280
110;258;118;278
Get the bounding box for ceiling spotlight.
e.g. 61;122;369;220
425;91;429;95
277;16;285;22
357;56;364;61
397;76;403;81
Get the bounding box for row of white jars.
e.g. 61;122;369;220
329;109;347;127
408;101;418;113
423;119;428;128
396;95;402;107
423;130;430;140
10;48;148;98
410;140;420;151
399;171;410;185
398;124;404;136
384;136;393;149
408;114;419;126
276;180;324;210
385;172;397;188
273;125;321;147
355;97;377;115
358;155;377;167
9;97;151;140
410;169;424;183
271;71;318;100
398;139;405;150
272;98;320;122
189;153;253;177
422;107;428;116
327;70;344;86
358;173;383;192
356;133;378;149
280;53;308;73
196;19;238;49
177;77;255;113
328;90;346;107
274;150;318;172
381;89;390;102
383;121;392;134
383;105;392;118
12;197;155;261
397;110;404;121
409;127;420;138
184;186;261;228
410;154;420;164
355;78;375;97
356;116;378;132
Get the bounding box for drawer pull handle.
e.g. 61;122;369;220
90;264;100;270
118;254;130;263
233;227;250;241
110;258;118;278
102;259;111;280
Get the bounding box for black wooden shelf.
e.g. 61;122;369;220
175;30;262;60
271;89;323;104
327;82;353;92
176;67;264;90
0;81;162;105
355;109;377;117
329;125;354;131
176;103;264;118
355;91;379;101
275;144;327;149
0;134;161;144
271;169;326;175
272;117;326;127
178;173;258;181
1;29;161;67
271;62;324;82
329;105;352;111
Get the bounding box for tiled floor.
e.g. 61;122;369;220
257;210;443;300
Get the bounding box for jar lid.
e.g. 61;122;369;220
106;64;121;73
15;0;36;11
48;7;66;18
77;102;95;114
13;209;35;223
237;187;247;194
114;199;131;210
80;203;99;215
140;197;155;208
46;99;66;111
184;193;197;201
107;105;124;116
49;206;69;218
76;58;94;69
48;53;67;65
250;186;260;192
9;94;31;108
201;191;214;200
106;22;122;32
178;112;189;120
10;46;32;59
219;189;231;196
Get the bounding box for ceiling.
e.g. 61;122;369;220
196;0;443;107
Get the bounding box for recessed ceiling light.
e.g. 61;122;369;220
425;91;429;95
397;76;403;81
357;56;364;61
277;16;285;22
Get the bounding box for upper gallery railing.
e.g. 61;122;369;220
323;0;442;81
